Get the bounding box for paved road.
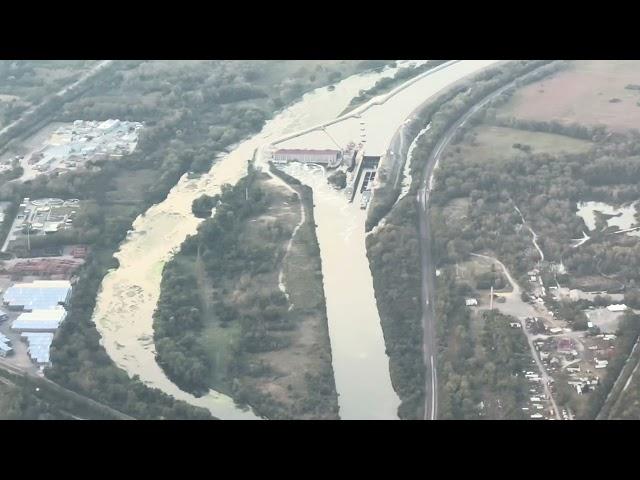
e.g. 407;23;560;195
415;73;525;420
0;357;134;420
470;253;561;419
596;334;640;419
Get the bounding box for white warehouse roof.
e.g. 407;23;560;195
12;308;66;332
607;304;628;312
22;332;54;364
3;280;71;311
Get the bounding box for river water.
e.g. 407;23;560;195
91;62;408;420
92;60;500;420
276;162;401;419
576;201;640;235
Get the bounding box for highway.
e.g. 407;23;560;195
415;74;521;420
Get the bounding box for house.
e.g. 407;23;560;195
607;304;627;312
595;359;609;369
557;337;573;352
465;298;478;307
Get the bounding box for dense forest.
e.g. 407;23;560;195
154;165;272;395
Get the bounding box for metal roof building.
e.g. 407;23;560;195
3;280;71;311
0;343;12;357
21;332;54;364
0;332;12;357
11;308;66;332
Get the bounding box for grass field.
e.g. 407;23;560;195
499;60;640;132
450;125;593;165
441;197;470;225
456;256;512;294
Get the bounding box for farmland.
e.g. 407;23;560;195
499;60;640;132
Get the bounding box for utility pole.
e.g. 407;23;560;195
490;285;494;310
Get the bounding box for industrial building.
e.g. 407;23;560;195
2;197;81;255
273;149;342;167
3;280;72;311
2;280;71;367
27;119;143;176
21;333;54;365
11;308;66;332
0;333;12;357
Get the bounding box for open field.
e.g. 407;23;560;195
499;60;640;132
455;256;513;295
451;125;593;165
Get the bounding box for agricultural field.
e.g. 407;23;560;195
499;60;640;132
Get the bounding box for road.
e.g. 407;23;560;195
415;72;534;421
0;60;114;140
470;253;562;420
513;204;545;262
596;333;640;419
0;357;134;420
